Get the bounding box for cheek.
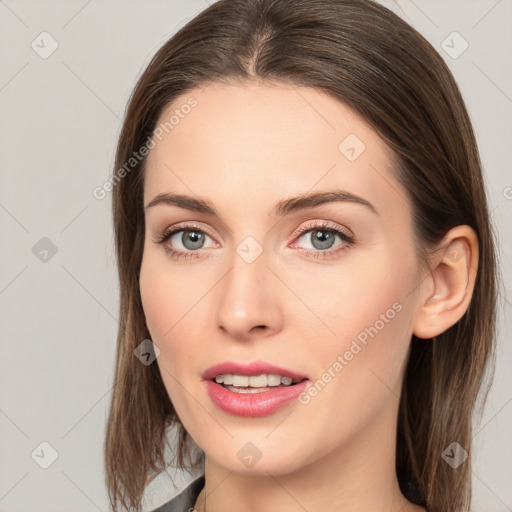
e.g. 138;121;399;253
293;312;413;457
139;254;199;412
289;253;418;436
140;246;196;339
285;244;416;376
280;245;416;351
139;261;173;341
139;248;214;379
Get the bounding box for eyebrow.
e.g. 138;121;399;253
145;189;379;216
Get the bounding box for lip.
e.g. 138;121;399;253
202;360;308;381
204;379;309;417
202;361;309;417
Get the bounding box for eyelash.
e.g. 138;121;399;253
154;221;355;261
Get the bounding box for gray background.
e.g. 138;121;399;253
0;0;511;510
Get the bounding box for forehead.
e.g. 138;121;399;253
144;82;404;216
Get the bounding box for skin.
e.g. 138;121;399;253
139;82;478;512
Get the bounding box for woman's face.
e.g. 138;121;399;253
140;82;425;476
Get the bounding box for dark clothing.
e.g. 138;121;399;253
150;475;205;512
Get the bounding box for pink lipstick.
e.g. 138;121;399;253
202;361;309;417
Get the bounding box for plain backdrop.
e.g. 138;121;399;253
0;0;511;511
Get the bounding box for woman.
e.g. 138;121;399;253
104;0;498;511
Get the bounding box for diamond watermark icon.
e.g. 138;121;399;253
441;31;468;59
338;133;366;161
236;236;263;264
32;237;58;263
31;31;59;59
31;441;59;469
441;442;468;469
444;242;465;264
237;442;263;468
134;339;160;365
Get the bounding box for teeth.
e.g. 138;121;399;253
232;375;249;387
249;374;268;387
214;373;299;387
224;386;270;394
267;374;281;386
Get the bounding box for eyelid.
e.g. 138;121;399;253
154;221;219;245
154;219;355;261
290;219;354;243
155;219;352;245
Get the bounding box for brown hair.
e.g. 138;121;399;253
104;0;498;510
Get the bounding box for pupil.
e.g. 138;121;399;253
183;230;204;250
312;230;334;250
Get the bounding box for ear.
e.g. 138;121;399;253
413;225;479;340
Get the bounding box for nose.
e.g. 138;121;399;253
215;248;284;342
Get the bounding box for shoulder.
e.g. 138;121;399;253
149;475;205;512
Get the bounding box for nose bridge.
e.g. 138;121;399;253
215;241;282;339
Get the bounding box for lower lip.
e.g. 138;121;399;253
204;379;309;417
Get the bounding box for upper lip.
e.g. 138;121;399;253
202;361;308;381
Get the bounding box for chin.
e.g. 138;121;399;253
202;438;315;476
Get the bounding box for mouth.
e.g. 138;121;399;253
212;373;306;393
202;361;310;416
202;361;308;382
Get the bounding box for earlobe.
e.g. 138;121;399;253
413;225;479;340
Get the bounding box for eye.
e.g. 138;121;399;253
291;221;354;259
154;220;354;261
154;223;217;259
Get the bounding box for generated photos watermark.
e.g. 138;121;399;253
298;301;403;404
93;96;198;200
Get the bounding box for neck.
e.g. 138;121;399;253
193;404;425;512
